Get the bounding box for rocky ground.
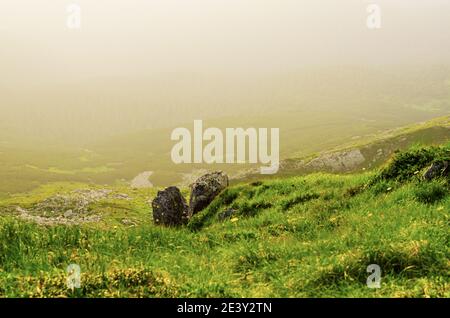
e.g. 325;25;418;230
15;189;131;226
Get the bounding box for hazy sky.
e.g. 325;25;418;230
1;1;450;144
1;0;450;84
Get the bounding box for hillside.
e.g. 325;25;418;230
0;115;449;197
2;0;450;301
0;143;448;297
235;116;450;181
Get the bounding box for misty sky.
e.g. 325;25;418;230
1;0;450;144
1;0;450;83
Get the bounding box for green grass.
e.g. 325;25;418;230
0;144;449;298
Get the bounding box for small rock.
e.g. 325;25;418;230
121;218;137;226
423;161;449;181
152;186;188;226
188;171;229;217
305;149;365;172
116;193;130;200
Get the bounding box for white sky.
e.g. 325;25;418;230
1;0;450;84
0;1;449;144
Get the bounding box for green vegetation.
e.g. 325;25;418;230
0;115;448;196
0;144;448;298
371;145;449;183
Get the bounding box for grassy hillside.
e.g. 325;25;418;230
2;65;450;194
0;143;448;297
0;115;448;196
235;115;450;182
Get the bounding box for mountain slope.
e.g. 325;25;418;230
0;143;448;297
238;116;450;182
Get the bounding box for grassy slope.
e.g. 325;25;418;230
0;115;448;196
234;115;450;183
0;144;448;297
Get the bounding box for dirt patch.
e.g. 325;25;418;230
131;171;154;188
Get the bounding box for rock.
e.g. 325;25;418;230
178;169;209;187
305;149;365;172
13;189;111;226
152;186;188;226
188;171;229;217
115;193;130;200
121;218;137;226
16;207;27;215
423;161;449;181
17;206;101;226
73;189;112;200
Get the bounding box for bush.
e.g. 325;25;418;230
369;145;450;185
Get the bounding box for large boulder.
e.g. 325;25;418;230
152;186;188;226
423;160;449;181
188;171;229;217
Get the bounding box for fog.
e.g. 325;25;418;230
1;0;450;145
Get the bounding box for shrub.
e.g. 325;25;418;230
369;145;450;185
